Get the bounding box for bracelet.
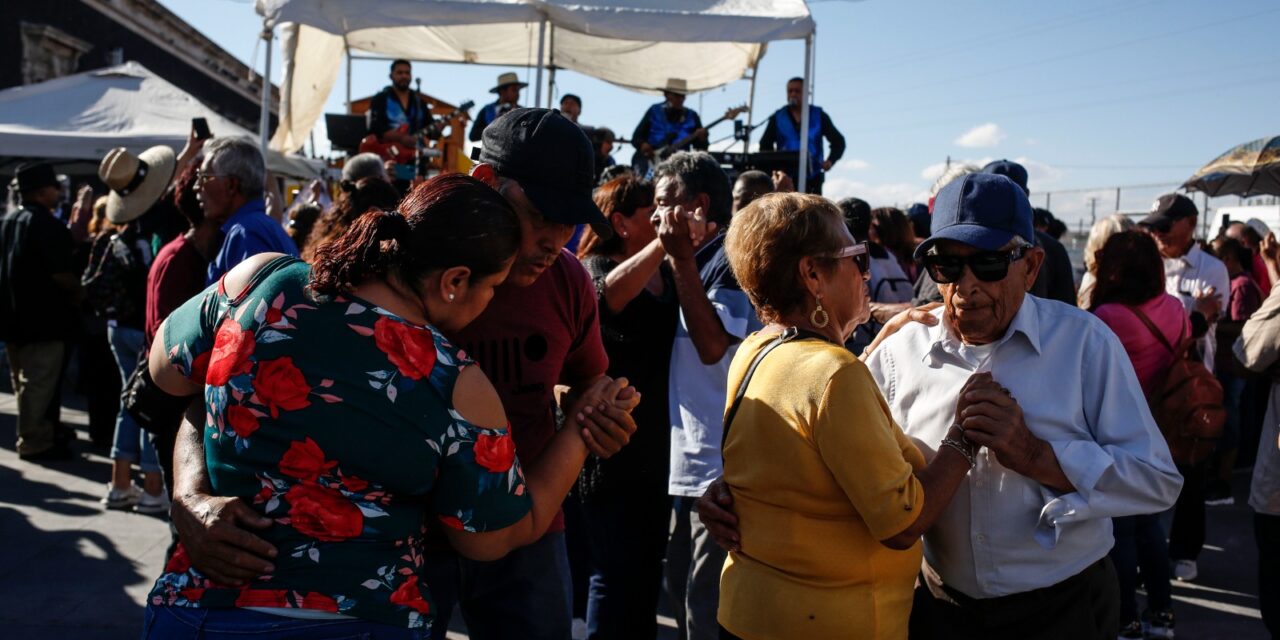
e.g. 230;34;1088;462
941;436;976;468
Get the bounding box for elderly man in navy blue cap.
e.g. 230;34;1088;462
697;172;1184;640
980;159;1077;306
864;172;1182;639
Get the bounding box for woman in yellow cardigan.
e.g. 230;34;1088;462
717;193;985;639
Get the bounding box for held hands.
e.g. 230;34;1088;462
658;205;716;261
171;492;275;586
567;376;641;458
953;373;1049;477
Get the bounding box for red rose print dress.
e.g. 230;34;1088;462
148;257;531;629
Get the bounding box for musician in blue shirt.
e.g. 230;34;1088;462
759;77;846;195
367;59;430;150
631;78;707;176
470;72;527;142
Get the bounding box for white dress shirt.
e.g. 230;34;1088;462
864;295;1183;599
1164;243;1230;370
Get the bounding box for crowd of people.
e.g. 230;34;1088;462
0;94;1277;640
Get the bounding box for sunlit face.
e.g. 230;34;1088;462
195;155;238;224
818;222;870;340
732;179;769;213
497;179;575;287
933;240;1043;345
391;63;412;91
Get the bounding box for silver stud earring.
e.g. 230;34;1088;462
448;293;455;301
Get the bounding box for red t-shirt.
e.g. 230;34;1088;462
145;234;209;345
450;249;609;531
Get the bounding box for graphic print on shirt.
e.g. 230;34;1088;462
459;333;549;397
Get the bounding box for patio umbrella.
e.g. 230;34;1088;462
1182;135;1280;197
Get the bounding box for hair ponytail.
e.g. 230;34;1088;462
310;208;410;296
309;174;520;298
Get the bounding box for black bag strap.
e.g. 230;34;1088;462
721;326;831;450
1127;304;1188;357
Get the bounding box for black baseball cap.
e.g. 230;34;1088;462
479;108;611;238
1138;193;1198;233
981;159;1029;195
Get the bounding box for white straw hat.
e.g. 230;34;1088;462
98;145;176;224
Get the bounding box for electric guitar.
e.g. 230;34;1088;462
633;104;748;177
359;99;475;166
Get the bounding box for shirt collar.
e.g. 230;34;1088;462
924;295;1043;365
219;198;266;234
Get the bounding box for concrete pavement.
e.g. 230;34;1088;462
0;381;1267;639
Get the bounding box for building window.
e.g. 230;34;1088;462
20;22;93;85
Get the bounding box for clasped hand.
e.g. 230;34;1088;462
953;372;1047;475
656;205;715;261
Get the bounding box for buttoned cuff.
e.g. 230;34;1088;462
1032;440;1113;549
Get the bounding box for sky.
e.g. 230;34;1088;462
161;0;1280;228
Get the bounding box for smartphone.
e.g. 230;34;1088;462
192;117;211;140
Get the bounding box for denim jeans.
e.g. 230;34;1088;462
424;531;573;640
1110;514;1172;622
581;489;671;639
141;605;427;639
107;325;159;473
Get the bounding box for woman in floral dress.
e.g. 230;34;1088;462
141;174;624;638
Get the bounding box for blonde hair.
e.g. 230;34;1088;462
88;195;110;236
1078;214;1135;308
725;192;846;324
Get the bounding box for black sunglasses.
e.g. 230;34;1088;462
827;242;871;281
922;246;1028;284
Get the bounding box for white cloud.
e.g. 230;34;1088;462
954;123;1006;148
843;158;871;170
823;176;930;208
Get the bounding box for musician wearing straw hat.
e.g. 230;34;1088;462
88;145;177;512
631;78;707;176
470;71;529;142
1;162;81;461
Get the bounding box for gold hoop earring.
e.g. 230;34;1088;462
810;302;829;328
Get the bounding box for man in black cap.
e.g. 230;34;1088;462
981;159;1076;306
166;109;640;640
0;163;80;461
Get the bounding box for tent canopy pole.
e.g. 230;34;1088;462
743;57;759;154
797;33;812;193
533;17;546;107
345;42;352;112
259;24;273;154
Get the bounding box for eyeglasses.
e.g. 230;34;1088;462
922;245;1028;284
196;171;227;184
827;242;871;281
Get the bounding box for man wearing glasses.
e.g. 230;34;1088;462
198;137;297;284
698;173;1182;639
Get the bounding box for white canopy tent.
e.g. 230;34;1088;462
255;0;820;189
0;62;325;180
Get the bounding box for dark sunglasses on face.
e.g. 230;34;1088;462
922;245;1028;284
828;242;871;281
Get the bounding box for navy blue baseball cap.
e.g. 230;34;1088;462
981;159;1029;195
914;173;1035;260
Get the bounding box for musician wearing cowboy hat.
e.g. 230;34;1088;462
631;78;708;176
469;71;529;142
0;162;81;461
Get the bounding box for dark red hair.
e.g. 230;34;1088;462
309;174;520;297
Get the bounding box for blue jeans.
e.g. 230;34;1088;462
424;531;572;640
108;325;159;473
581;489;670;640
141;605;427;639
1110;514;1172;622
